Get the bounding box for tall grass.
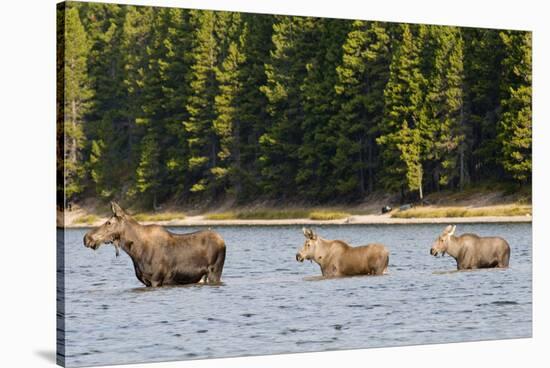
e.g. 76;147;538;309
133;212;186;222
74;214;100;224
204;212;237;220
308;211;350;220
204;209;350;220
392;205;531;219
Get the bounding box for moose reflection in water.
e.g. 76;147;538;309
296;227;389;277
83;202;226;287
430;225;511;270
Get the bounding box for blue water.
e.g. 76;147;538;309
58;223;532;367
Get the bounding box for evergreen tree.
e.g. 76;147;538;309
462;29;505;182
129;8;171;207
297;18;350;200
234;14;274;200
378;24;426;199
63;5;93;200
333;21;392;198
423;26;465;190
134;128;161;206
498;31;532;183
183;10;219;195
56;4;532;206
121;6;155;186
81;3;127;199
213;15;247;197
259;16;319;198
160;9;194;199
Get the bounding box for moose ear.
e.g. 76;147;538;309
443;225;453;234
111;201;126;218
449;225;457;236
302;227;315;239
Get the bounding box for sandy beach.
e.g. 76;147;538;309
62;213;531;228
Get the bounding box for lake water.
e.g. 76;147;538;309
58;223;532;367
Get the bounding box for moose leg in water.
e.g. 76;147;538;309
83;202;226;287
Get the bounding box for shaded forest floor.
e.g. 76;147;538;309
61;185;531;227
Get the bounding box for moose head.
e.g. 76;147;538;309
83;202;131;256
430;225;457;257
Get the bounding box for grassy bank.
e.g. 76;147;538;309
392;204;531;219
65;187;531;226
73;214;100;224
73;212;186;225
133;212;186;222
205;209;351;221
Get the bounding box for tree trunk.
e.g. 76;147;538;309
153;192;159;211
233;120;242;198
71;99;77;164
459;148;465;191
358;137;365;196
367;135;374;194
418;171;423;201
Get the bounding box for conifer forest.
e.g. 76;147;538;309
57;2;532;209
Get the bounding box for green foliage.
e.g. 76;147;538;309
423;26;465;188
462;29;505;181
134;129;161;198
297;18;349;200
62;4;93;199
378;24;426;197
213;14;247;196
58;4;531;207
333;21;391;197
259;16;314;197
498;31;532;182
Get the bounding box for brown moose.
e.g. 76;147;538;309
430;225;510;270
296;228;389;277
83;202;226;287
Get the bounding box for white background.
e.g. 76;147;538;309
0;0;548;367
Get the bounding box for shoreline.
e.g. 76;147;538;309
62;214;532;228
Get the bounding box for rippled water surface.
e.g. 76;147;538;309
59;223;532;367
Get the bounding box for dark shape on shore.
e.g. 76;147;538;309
296;228;389;277
381;205;392;214
83;202;226;287
430;225;510;270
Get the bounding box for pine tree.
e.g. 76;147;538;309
423;26;465;190
259;15;319;198
498;31;532;183
160;9;194;199
134;128;161;207
333;21;392;198
183;10;219;195
296;18;350;200
121;6;154;184
129;8;170;207
213;15;247;197
462;29;505;182
63;4;93;200
81;3;127;199
234;14;274;200
59;4;531;206
378;24;427;199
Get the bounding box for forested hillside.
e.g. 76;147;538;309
57;2;532;209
